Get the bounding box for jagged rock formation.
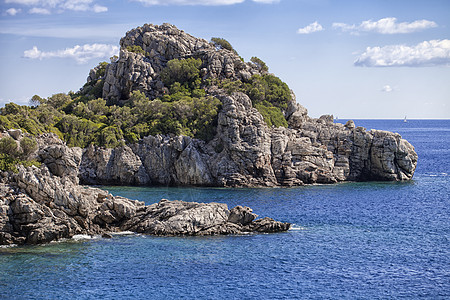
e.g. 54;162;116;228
0;143;289;245
103;23;260;101
76;23;418;186
77;91;417;186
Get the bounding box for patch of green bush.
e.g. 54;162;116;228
255;102;288;128
20;137;37;158
0;153;41;172
250;57;268;72
0;137;18;157
161;58;202;90
126;45;149;56
0;135;40;172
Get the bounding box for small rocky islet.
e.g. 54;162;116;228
0;23;417;245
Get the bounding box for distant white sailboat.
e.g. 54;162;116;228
404;116;407;123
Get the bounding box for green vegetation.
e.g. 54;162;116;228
126;45;149;56
161;58;202;90
0;136;17;157
210;37;244;61
1;58;220;148
255;102;288;128
1;53;292;150
0;136;40;172
211;37;235;53
250;57;269;72
215;73;291;127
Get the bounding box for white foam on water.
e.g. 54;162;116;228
111;231;135;236
0;244;17;248
289;224;306;231
72;234;94;241
423;172;448;177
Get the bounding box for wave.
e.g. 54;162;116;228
289;224;306;231
72;234;97;241
0;244;17;248
111;231;136;236
421;172;448;177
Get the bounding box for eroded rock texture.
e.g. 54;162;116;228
0;144;290;246
77;23;417;186
77;91;417;186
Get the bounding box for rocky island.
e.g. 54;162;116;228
0;23;417;245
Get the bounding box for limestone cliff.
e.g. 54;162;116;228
77;23;418;186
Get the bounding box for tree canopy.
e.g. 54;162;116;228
1;52;293;149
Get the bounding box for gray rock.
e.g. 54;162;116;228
0;165;290;245
74;89;417;186
80;144;149;185
345;120;355;129
76;23;417;186
228;205;257;225
102;23;260;102
7;129;22;140
38;143;82;184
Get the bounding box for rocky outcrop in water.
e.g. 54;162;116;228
77;91;417;186
0;154;290;246
76;23;417;186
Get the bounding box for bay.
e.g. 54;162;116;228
1;120;449;299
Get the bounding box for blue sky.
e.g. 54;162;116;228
0;0;449;118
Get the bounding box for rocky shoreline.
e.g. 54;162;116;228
0;156;290;246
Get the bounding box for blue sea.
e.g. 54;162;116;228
1;120;449;299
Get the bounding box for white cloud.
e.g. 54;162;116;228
130;0;279;5
381;85;393;92
131;0;244;5
0;22;131;39
5;7;22;15
23;43;119;64
252;0;279;3
4;0;108;14
92;4;107;12
333;17;437;34
29;7;51;14
297;21;323;34
5;0;41;4
354;39;450;67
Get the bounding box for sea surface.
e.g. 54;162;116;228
1;119;449;299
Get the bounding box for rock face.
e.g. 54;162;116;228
103;23;260;102
0;161;290;245
76;91;417;186
77;23;417;186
